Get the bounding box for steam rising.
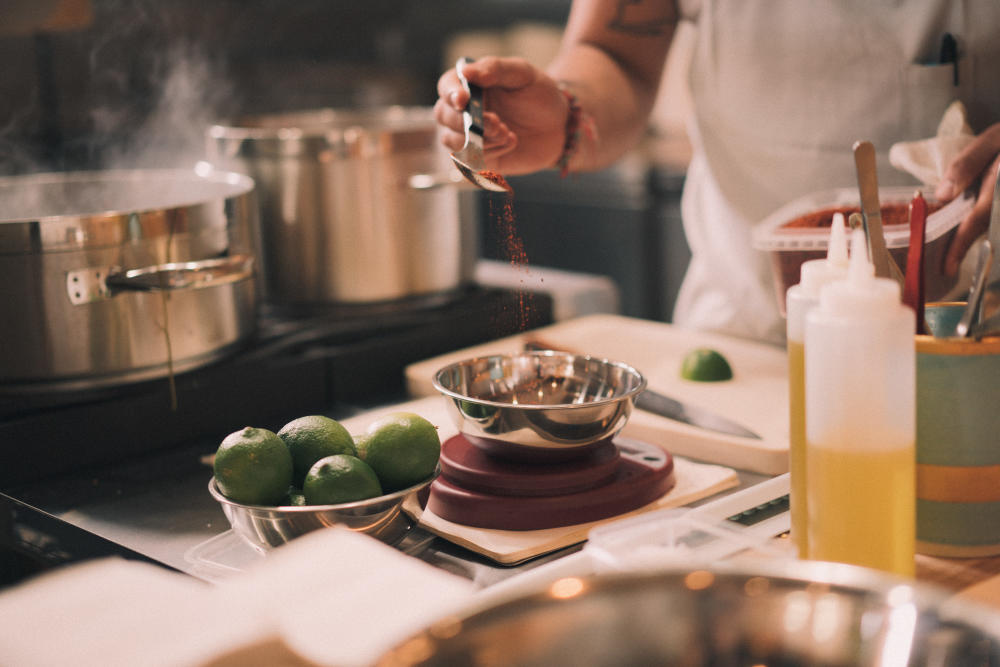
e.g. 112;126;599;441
0;2;243;220
0;1;238;177
96;44;235;171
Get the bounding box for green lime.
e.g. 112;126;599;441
286;487;307;506
213;426;293;505
303;454;382;505
277;415;356;487
680;348;734;382
356;412;440;492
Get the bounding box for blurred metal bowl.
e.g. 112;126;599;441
432;351;646;461
378;561;1000;666
208;466;439;553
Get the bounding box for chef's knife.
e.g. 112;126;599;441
633;389;762;440
523;339;763;440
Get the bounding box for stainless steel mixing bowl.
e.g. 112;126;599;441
432;351;646;461
378;561;1000;666
208;466;439;553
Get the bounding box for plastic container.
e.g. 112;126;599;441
585;475;792;572
785;213;849;559
753;186;974;314
804;229;916;576
585;510;782;573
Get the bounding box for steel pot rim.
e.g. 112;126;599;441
0;166;254;225
207;105;435;139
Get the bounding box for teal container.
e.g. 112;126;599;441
916;303;1000;556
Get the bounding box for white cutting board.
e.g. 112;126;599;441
406;314;790;475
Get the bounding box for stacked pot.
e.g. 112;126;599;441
206;106;476;307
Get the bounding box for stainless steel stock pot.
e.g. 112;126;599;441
206;106;476;306
0;167;259;389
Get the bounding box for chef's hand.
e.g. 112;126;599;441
936;123;1000;276
434;56;569;176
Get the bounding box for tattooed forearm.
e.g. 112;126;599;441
608;0;677;35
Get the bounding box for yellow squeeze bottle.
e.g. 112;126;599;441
785;213;848;559
804;229;915;577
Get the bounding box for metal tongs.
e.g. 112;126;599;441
956;238;993;337
450;57;509;193
962;167;1000;338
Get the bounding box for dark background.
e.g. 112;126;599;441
0;0;571;173
1;0;690;321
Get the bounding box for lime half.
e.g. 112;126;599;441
680;348;733;382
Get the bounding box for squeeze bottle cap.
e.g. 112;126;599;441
819;228;901;317
826;212;848;267
798;213;850;295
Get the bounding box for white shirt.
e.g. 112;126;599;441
673;0;1000;345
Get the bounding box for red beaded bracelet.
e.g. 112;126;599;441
556;86;595;177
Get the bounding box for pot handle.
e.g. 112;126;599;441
66;255;254;304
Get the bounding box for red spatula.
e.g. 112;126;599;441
903;191;928;334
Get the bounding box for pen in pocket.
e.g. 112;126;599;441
939;32;958;85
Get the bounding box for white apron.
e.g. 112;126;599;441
673;0;1000;345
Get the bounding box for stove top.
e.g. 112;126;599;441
0;287;553;489
0;286;558;586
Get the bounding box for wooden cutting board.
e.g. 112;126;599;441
405;314;790;475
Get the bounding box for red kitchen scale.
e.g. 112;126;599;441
425;434;676;531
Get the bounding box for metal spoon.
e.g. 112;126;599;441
450;57;509;193
955;238;993;337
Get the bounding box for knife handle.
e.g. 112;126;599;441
456;57;485;142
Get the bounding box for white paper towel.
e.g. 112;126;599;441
0;528;474;667
889;100;975;187
0;558;273;667
219;528;474;667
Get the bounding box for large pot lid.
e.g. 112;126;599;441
0;166;254;255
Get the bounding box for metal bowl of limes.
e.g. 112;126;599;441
432;351;646;462
208;465;439;553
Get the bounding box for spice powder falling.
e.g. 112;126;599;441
479;170;538;332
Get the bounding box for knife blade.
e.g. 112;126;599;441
522;337;763;440
634;389;762;440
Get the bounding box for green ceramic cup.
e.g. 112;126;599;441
915;303;1000;556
